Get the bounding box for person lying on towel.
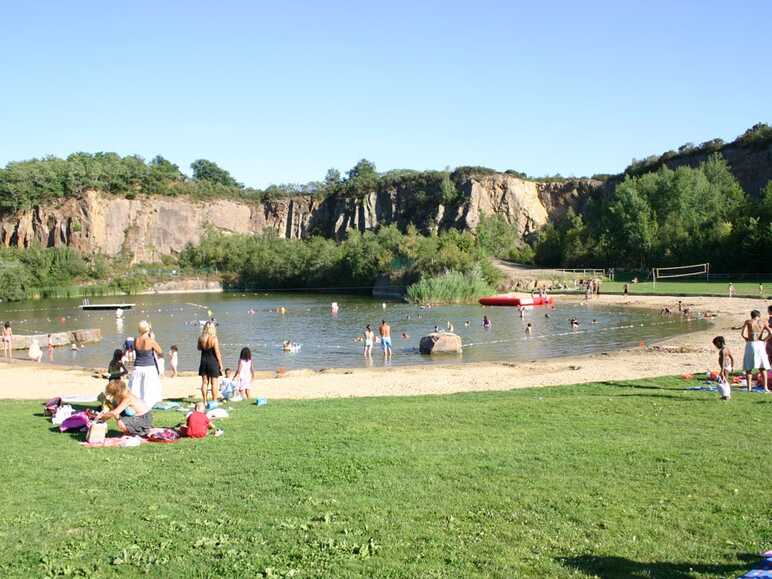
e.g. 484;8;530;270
96;379;154;437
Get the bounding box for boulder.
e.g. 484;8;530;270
419;332;462;355
11;328;102;350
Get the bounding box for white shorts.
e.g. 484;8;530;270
743;341;771;372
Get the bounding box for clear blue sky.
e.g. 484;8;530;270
1;0;769;187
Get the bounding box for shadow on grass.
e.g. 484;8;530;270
591;381;716;402
559;553;758;578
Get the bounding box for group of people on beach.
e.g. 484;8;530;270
712;305;772;399
95;319;253;437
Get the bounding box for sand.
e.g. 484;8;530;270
1;294;768;401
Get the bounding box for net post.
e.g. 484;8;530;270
652;268;656;288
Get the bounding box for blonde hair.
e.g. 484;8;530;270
194;401;206;413
201;322;217;338
105;379;128;402
138;320;151;335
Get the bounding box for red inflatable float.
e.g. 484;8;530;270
478;294;554;307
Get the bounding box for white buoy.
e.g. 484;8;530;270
382;302;387;309
331;302;339;312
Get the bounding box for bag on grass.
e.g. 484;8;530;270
86;421;107;444
59;412;90;432
43;397;62;416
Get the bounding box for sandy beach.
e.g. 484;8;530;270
1;294;768;401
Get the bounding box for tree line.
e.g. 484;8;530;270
533;155;772;272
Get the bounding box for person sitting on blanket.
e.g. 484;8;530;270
178;402;216;438
96;379;154;437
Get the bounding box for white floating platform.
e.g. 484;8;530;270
78;303;135;311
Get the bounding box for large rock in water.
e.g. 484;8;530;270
12;328;102;350
419;332;462;355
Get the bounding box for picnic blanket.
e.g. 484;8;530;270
738;550;772;578
81;436;144;448
80;428;182;447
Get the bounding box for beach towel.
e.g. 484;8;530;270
686;385;719;392
146;428;181;443
738;551;772;578
206;408;229;420
152;401;181;411
81;436;144;448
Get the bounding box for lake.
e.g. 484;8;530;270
0;292;708;371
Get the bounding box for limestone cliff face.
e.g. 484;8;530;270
0;174;583;262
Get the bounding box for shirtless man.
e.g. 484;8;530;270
379;320;392;359
741;310;770;392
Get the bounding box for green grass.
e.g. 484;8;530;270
1;378;770;577
601;279;771;298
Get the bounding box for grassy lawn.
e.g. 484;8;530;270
600;279;770;298
1;378;770;577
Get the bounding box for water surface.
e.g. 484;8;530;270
0;293;708;371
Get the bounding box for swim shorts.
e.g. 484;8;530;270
381;337;392;350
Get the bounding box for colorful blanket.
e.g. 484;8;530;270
739;550;772;578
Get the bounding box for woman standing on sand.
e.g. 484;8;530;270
129;321;164;408
2;322;12;360
741;310;770;392
198;321;223;402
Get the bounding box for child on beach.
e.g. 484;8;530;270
47;334;54;360
363;325;374;357
168;345;178;378
97;379;154;437
236;347;255;399
712;336;734;400
219;368;238;400
179;402;217;438
108;349;128;381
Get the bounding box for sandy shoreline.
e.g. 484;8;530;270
1;294;767;401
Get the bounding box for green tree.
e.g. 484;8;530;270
190;159;239;187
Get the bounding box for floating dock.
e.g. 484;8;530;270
78;303;135;311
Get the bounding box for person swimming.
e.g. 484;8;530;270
525;323;533;335
482;316;492;329
570;317;580;328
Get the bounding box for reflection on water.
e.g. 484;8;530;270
0;293;708;371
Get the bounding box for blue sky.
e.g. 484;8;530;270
1;0;769;187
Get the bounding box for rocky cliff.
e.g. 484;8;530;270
0;174;591;262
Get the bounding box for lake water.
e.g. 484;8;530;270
0;292;708;371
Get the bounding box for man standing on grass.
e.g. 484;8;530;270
379;320;392;360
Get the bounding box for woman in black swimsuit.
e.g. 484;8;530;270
198;321;223;403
